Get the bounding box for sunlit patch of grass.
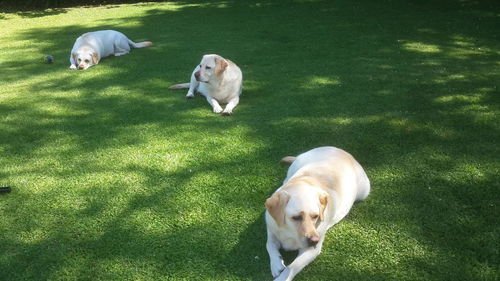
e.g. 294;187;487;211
401;41;441;53
302;76;342;88
434;93;486;104
432;73;467;84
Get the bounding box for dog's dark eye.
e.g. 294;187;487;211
292;215;302;221
84;59;89;63
205;66;212;70
77;59;81;62
311;214;319;220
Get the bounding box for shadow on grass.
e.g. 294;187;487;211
0;0;499;280
14;8;69;18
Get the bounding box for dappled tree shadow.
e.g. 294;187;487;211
14;8;69;18
0;0;499;280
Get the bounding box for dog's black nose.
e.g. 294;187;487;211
194;71;201;81
307;235;320;247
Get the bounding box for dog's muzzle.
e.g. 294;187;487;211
307;235;320;247
194;71;208;83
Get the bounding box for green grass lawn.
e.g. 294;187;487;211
1;0;499;280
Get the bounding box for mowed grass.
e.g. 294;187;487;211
0;0;499;280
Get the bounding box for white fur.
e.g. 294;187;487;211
169;54;243;115
265;146;370;281
69;30;152;70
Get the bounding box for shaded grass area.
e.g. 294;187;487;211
0;0;499;280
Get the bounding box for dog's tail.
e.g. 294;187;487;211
168;83;190;90
129;40;153;48
280;156;296;165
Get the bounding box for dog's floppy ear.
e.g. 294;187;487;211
318;191;329;221
265;191;290;226
215;56;228;76
91;52;100;65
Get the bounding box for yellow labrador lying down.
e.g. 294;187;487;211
169;54;243;115
69;30;152;70
265;146;370;281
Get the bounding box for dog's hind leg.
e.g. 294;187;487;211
114;40;131;56
354;161;370;201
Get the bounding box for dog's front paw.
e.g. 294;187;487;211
274;267;291;281
271;260;286;278
186;91;194;99
221;109;233;116
69;65;77;70
213;105;223;114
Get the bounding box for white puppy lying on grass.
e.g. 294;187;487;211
69;30;152;70
265;146;370;281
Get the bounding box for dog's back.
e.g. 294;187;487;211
283;146;370;202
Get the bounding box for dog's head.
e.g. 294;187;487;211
265;186;329;248
194;54;228;82
73;48;100;70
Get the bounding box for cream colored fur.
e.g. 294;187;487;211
69;30;152;70
169;54;243;115
265;146;370;281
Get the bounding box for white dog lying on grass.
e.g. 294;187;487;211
169;54;243;115
69;30;152;70
265;146;370;281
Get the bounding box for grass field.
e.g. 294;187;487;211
1;0;499;280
